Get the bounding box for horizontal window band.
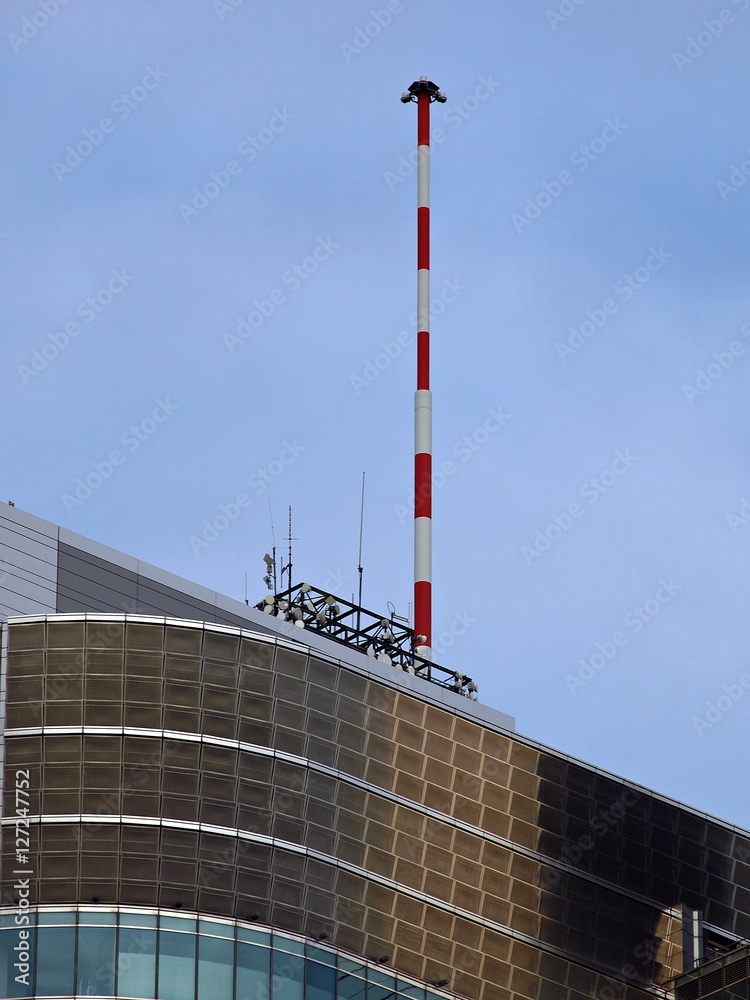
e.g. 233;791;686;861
3;724;682;919
0;810;671;995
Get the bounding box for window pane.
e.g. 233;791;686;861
337;971;367;1000
236;941;269;1000
368;984;397;1000
118;926;157;999
397;983;426;999
158;931;196;1000
272;947;304;1000
306;960;336;1000
197;935;233;1000
35;927;75;996
0;927;35;998
77;926;116;995
121;912;157;928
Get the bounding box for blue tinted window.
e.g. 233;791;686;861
272;947;304;999
158;931;196;1000
272;934;305;955
118;926;157;999
368;984;397;1000
199;918;234;938
35;926;75;996
369;967;397;999
197;934;233;1000
121;912;158;928
77;925;116;995
336;970;367;999
397;982;426;999
307;960;336;1000
237;926;268;945
161;915;197;932
306;944;336;966
236;941;269;1000
79;910;117;925
0;925;34;998
36;911;70;925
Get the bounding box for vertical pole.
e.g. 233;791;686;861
415;89;432;658
403;78;445;659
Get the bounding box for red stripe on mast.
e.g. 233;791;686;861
402;77;445;658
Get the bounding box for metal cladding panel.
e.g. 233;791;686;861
56;542;139;613
0;505;57;617
55;542;272;635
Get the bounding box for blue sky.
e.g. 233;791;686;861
4;0;750;828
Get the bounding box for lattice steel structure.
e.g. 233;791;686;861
255;582;478;698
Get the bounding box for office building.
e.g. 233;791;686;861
0;503;749;999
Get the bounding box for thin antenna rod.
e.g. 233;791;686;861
244;572;248;605
268;498;277;593
286;504;293;593
357;472;366;631
401;77;446;659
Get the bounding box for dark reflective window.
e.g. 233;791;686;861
35;926;75;996
273;945;304;999
307;960;337;1000
236;940;270;999
158;931;196;1000
197;934;233;999
118;925;157;998
77;925;116;994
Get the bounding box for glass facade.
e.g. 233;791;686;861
1;612;749;1000
0;907;449;999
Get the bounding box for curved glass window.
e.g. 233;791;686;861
0;907;451;1000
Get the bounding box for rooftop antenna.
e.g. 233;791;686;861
357;471;365;631
401;77;446;659
263;499;277;594
281;504;295;593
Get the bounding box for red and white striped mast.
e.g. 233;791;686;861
401;77;446;661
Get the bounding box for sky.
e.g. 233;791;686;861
4;0;750;829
